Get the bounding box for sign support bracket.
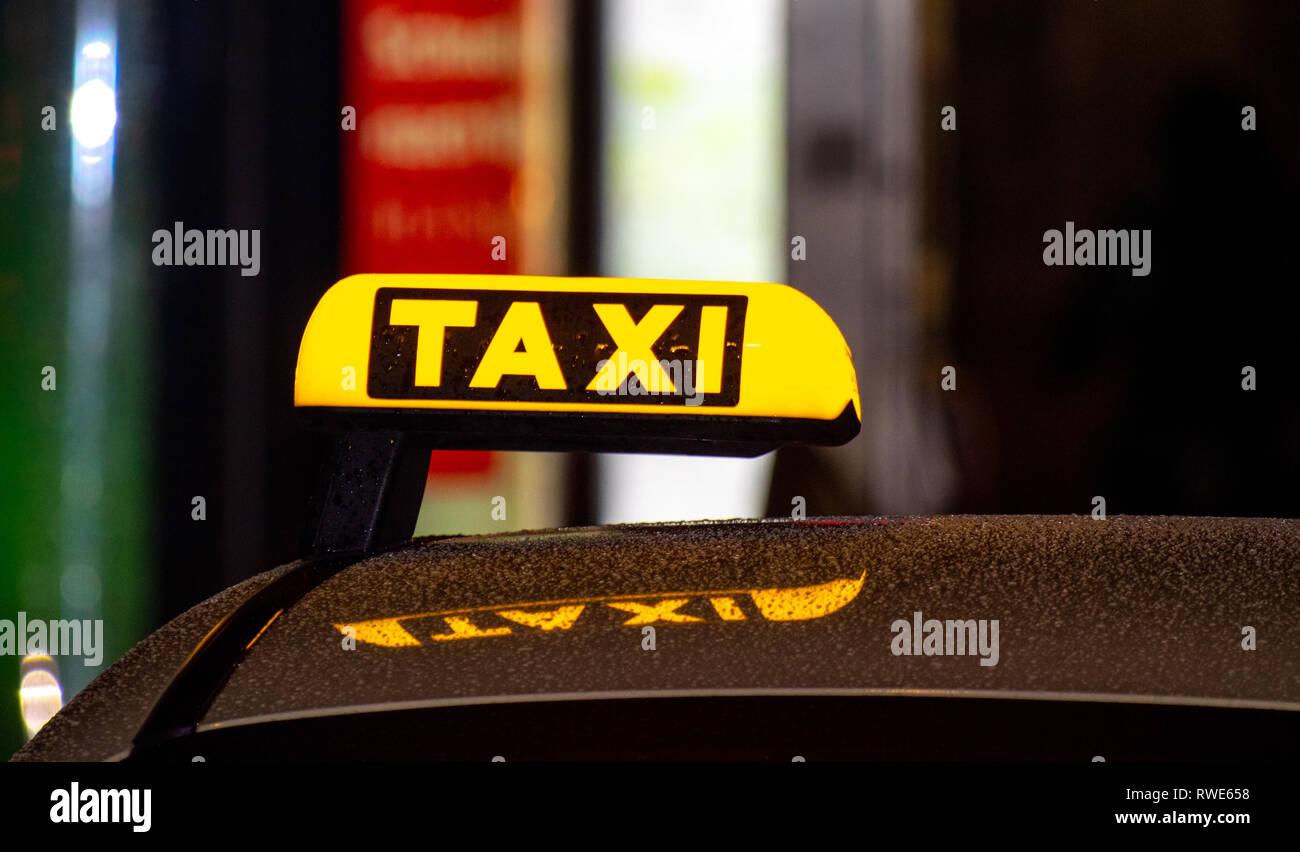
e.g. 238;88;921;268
306;431;431;556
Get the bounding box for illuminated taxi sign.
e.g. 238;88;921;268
298;274;862;554
368;287;745;406
294;274;861;444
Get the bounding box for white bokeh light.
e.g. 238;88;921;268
70;78;117;149
80;40;111;60
19;660;64;738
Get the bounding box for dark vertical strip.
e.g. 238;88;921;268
567;0;603;278
564;0;604;526
154;0;343;618
221;0;270;590
153;0;228;617
262;0;341;565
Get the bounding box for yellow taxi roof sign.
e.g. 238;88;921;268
295;274;860;456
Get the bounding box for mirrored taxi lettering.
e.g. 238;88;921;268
606;598;701;625
334;572;865;648
367;288;747;406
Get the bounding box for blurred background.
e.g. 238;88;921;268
0;0;1296;754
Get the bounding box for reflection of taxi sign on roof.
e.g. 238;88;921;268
295;274;861;555
336;570;868;648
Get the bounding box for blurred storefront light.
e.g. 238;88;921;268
598;0;785;523
60;0;118;698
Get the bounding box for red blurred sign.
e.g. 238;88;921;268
344;0;525;476
343;0;523;275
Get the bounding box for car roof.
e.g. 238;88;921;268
14;514;1300;761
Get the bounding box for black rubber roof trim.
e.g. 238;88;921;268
127;553;361;758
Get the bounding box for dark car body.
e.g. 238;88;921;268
14;515;1299;762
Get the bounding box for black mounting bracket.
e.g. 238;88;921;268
305;431;433;557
